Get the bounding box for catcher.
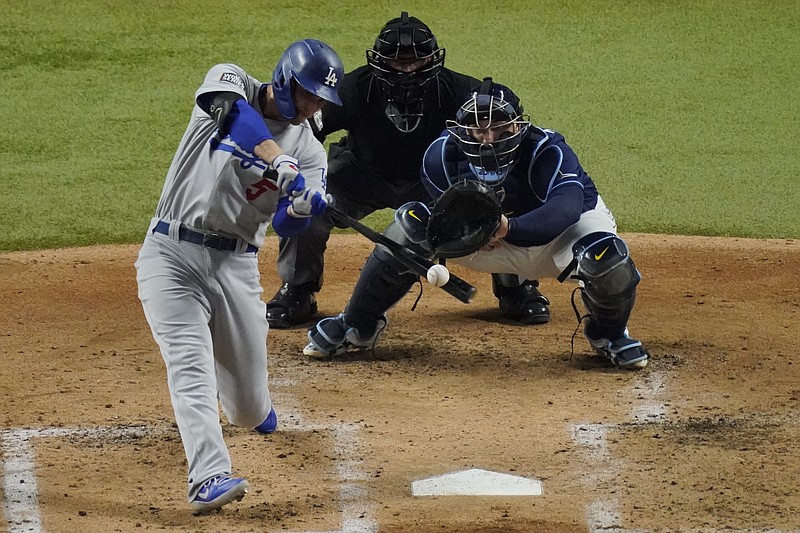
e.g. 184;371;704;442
304;78;648;369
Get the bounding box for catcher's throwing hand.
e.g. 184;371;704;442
481;215;509;251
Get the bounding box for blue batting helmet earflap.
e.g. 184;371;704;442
272;39;344;120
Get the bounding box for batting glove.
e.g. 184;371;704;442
271;154;305;197
287;188;331;218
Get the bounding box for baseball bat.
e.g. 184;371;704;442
327;206;476;304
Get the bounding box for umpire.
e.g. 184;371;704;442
266;12;551;327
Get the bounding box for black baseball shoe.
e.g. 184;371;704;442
497;279;551;324
266;281;318;328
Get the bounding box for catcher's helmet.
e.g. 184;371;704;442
272;39;344;120
446;77;530;185
366;12;445;132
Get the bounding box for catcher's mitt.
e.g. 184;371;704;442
426;180;502;258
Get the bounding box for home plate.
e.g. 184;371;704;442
411;468;543;496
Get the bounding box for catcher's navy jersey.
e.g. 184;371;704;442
421;126;600;247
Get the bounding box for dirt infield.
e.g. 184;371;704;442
2;234;799;533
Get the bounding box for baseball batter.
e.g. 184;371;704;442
135;39;343;513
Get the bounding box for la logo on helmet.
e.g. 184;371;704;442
324;66;338;87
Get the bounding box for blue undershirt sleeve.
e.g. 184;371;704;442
505;184;585;246
271;196;311;237
228;99;273;153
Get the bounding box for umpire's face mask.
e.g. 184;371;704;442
373;53;440;133
381;79;425;133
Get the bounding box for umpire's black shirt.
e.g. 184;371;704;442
311;65;479;186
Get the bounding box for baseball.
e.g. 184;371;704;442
426;264;450;287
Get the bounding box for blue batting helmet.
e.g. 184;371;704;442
272;39;344;120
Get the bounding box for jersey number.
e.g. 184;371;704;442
246;177;278;201
324;66;338;87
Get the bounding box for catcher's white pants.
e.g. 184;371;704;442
451;196;618;280
135;228;271;501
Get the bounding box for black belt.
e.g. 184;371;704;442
153;221;257;253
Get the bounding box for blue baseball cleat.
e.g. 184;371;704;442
190;475;249;514
254;407;278;434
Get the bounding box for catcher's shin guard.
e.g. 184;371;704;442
572;233;640;340
581;291;637;341
343;245;420;336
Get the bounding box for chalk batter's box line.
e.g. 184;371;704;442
1;420;378;533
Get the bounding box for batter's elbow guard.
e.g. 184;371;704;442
197;91;242;133
228;99;273;153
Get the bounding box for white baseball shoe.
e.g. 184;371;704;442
304;314;388;358
585;328;649;369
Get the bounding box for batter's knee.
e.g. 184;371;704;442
220;392;271;429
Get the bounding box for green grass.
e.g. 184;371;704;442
0;0;797;251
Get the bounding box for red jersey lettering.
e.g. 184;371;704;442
246;177;278;201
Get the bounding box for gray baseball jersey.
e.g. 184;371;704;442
136;63;328;502
153;63;327;248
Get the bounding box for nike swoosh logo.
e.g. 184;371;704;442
594;247;610;261
408;210;421;222
197;487;211;499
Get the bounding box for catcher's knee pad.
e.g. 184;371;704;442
344;247;419;333
573;232;640;338
394;201;431;245
382;218;433;257
573;232;640;303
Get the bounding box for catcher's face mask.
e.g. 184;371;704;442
366;11;445;132
447;79;529;185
